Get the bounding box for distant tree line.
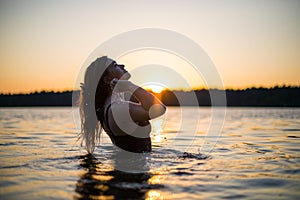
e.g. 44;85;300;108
0;91;78;107
0;86;299;107
161;86;300;107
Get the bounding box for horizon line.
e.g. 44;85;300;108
1;84;299;95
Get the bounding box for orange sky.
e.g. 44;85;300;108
0;0;299;93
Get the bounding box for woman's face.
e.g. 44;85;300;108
107;61;131;80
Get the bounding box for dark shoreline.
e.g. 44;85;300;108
0;86;299;107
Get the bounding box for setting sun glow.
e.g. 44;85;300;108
146;85;165;93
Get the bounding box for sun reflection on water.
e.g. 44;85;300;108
146;190;164;200
151;116;165;135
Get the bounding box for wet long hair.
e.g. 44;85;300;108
79;56;112;153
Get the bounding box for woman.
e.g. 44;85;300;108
80;56;166;154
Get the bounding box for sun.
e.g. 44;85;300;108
146;85;165;93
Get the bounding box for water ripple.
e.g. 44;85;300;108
0;107;300;199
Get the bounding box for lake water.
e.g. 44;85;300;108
0;107;299;199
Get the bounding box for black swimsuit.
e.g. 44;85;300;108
103;104;152;153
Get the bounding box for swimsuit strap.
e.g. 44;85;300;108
103;103;117;144
104;104;112;132
104;103;113;133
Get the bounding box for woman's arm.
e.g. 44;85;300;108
111;80;166;121
131;86;166;119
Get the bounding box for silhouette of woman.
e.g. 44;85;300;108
79;56;166;154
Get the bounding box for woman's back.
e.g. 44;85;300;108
102;100;152;153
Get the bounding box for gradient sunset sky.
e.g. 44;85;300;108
0;0;299;93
